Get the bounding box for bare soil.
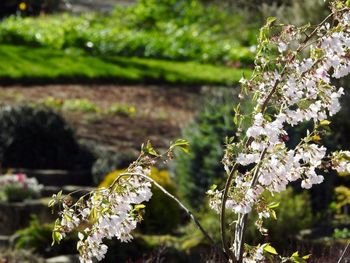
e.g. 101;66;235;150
0;84;202;153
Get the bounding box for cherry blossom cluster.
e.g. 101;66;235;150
52;166;153;263
332;150;350;174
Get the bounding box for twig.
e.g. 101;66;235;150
337;242;350;263
234;148;267;262
113;172;226;259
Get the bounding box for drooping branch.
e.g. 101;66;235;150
116;172;226;259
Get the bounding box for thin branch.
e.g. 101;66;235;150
114;172;226;259
234;149;267;263
337;242;350;263
220;163;239;261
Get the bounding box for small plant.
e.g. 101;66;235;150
0;105;95;170
106;104;136;117
41;96;64;109
15;216;78;257
334;185;350;215
15;216;54;253
0;174;43;202
40;97;137;117
62;99;100;113
333;227;350;239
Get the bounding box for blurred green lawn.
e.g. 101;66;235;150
0;45;251;86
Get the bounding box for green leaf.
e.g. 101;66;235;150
290;251;310;263
292;251;299;257
48;199;56;208
311;135;321;143
264;245;278;255
209;184;218;191
302;254;311;260
266;17;277;26
268;202;280;209
297;99;313;110
89;207;98;222
51;231;62;246
271;210;277;220
259;27;269;42
134;204;146;211
170;139;190;154
320;120;331;126
142;140;159;157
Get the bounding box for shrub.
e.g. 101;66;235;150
106;104;137;117
99;167;181;234
0;105;95;170
91;150;136;185
180;188;313;251
62;99;100;113
333;227;350;239
174;92;236;209
259;0;328;26
259;188;313;248
0;1;257;64
15;216;77;257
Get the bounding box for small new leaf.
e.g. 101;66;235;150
142;141;159;157
134;204;146;211
263;244;278;255
170;139;190;154
290;251;310;263
267;202;280;209
292;251;299;257
266;17;277;26
52;231;62;246
209;184;218;191
320;120;331;126
271;210;277;220
311;135;321;143
48;199;56;208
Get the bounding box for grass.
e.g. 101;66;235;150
0;44;251;86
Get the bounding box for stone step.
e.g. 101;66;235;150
45;255;80;263
0;235;10;247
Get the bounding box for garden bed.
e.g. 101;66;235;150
0;84;203;153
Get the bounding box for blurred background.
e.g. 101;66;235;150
0;0;349;262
